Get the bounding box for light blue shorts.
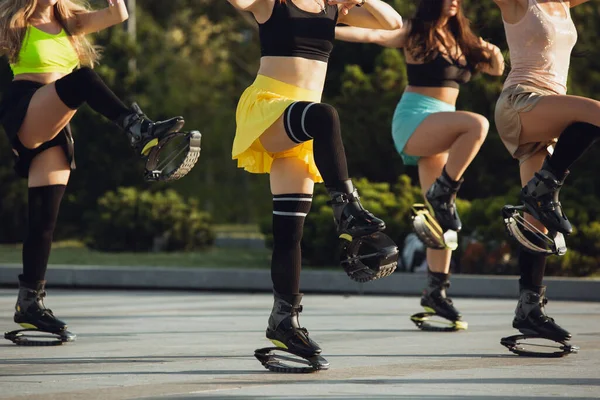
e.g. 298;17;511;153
391;92;456;166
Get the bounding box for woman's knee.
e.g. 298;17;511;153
284;102;340;143
576;97;600;123
465;113;490;141
54;66;101;109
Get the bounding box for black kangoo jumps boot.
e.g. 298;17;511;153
327;180;385;239
513;285;571;342
520;157;572;235
420;272;462;323
266;292;321;358
14;276;67;334
117;103;185;156
425;174;463;232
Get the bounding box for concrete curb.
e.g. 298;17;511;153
1;264;599;301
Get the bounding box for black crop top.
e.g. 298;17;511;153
406;53;472;89
258;0;338;62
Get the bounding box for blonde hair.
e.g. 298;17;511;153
0;0;99;66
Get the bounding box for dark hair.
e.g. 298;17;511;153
407;0;491;70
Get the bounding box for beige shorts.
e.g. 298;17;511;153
495;84;558;163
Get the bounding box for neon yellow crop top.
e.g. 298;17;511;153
10;25;79;76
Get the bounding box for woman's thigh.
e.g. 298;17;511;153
18;82;76;149
404;111;488;157
28;146;71;188
270;157;315;195
260;115;299;154
519;94;600;145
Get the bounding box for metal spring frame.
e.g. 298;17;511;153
500;334;578;358
411;204;458;251
339;232;399;283
254;347;330;373
144;131;202;182
502;205;567;256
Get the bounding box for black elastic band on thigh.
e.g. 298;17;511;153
273;193;313;216
283;101;318;144
54;67;129;120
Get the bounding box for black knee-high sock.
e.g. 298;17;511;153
271;194;313;296
283;102;349;191
22;185;66;283
547;122;600;176
54;67;130;121
518;230;546;289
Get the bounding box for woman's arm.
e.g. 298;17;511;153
335;0;403;30
335;26;408;48
70;0;128;35
227;0;264;11
569;0;590;7
479;38;505;76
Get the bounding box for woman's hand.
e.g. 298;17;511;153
335;0;402;30
328;0;364;17
479;37;505;76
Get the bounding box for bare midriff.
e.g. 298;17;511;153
404;85;459;106
258;56;328;94
14;72;67;85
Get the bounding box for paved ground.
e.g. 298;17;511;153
1;289;599;400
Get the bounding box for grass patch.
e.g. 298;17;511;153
0;241;271;269
214;224;265;240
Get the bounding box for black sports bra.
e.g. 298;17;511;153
258;0;338;63
406;53;472;89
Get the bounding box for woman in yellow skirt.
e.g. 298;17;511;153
228;0;402;363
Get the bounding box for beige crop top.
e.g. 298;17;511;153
503;0;577;94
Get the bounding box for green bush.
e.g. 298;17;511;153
87;187;215;252
260;176;600;278
0;130;28;243
459;188;600;278
546;221;600;277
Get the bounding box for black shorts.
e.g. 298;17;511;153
0;80;75;178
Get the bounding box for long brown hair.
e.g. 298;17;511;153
0;0;99;66
407;0;491;70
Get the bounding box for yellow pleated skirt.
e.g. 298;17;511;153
232;74;323;183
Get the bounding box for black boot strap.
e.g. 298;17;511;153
122;113;143;131
438;175;463;193
327;189;360;206
537;200;564;213
534;171;563;189
276;303;303;314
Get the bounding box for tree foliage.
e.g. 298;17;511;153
1;1;599;275
87;187;214;252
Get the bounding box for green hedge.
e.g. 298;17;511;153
260;177;600;277
261;176;422;267
87;187;215;252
